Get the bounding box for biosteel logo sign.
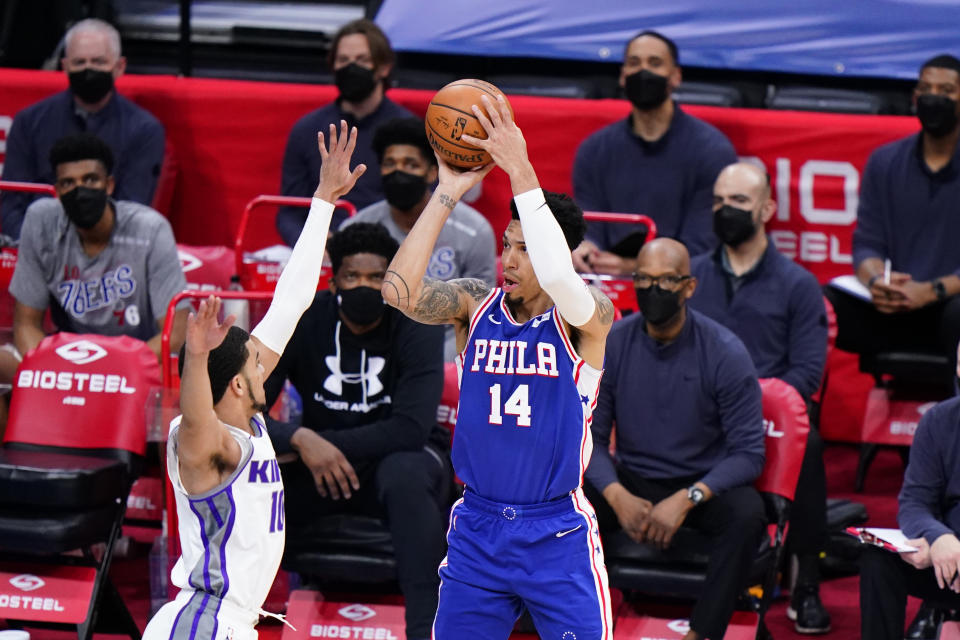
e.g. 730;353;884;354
10;575;44;592
17;340;136;405
55;340;107;365
338;604;376;622
178;250;203;273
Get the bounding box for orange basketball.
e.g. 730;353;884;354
425;79;514;169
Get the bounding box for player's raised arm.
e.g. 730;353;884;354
462;95;614;367
382;157;493;333
251;120;365;378
176;296;242;492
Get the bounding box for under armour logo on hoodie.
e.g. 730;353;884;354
323;354;386;396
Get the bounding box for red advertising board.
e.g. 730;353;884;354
0;564;96;624
282;591;406;640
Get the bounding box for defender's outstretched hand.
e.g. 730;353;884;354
315;120;367;203
185;295;235;357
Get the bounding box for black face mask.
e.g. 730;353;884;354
917;94;960;138
382;170;428;211
624;69;670;110
335;63;378;103
60;186;108;229
714;204;758;247
68;68;115;104
338;286;386;326
635;285;683;327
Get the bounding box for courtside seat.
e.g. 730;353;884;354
0;448;126;510
855;348;953;491
766;86;888;114
674;81;744;107
603;378;809;636
486;74;597;99
605;528;774;598
860;350;953;385
283;515;397;585
0;333;160;640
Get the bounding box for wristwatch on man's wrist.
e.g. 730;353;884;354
933;279;947;301
687;485;705;506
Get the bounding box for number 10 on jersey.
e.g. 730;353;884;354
488;383;532;427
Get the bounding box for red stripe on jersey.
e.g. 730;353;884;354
466;289;500;342
553;310;579;362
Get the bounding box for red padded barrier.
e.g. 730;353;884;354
177;243;235;291
5;332;160;456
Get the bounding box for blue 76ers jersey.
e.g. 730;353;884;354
454;289;603;504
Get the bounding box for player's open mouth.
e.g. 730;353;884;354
502;277;518;292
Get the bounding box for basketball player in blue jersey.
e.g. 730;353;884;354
143;121;366;640
383;94;616;640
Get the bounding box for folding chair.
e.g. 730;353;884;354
605;377;810;638
0;332;160;639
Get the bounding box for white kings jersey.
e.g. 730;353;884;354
166;413;285;616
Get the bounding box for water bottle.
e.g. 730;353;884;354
223;275;250;332
149;533;168;617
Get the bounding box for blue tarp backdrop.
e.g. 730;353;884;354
375;0;960;80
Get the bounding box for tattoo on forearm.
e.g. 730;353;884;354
383;270;411;308
438;193;458;210
591;287;615;325
451;278;492;302
414;279;464;323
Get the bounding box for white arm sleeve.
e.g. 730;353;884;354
251;197;334;354
514;188;595;326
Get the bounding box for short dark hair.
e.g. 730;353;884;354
372;117;435;167
327;18;395;88
510;190;586;251
49;133;114;175
328;222;400;275
178;325;250;404
625;30;679;66
920;54;960;77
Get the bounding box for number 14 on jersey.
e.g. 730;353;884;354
488;383;532;427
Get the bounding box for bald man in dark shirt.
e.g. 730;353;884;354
586;238;765;640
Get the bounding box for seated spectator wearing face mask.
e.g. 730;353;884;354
826;54;960;378
571;30;737;276
277;20;414;245
341;117;496;361
688;162;831;634
584;237;766;640
1;19;165;240
6;133;188;370
263;222;452;640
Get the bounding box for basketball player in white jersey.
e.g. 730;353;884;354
143;121;366;640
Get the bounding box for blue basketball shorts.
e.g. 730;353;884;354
432;487;613;640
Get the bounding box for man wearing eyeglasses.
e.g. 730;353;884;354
584;237;766;640
688;161;831;634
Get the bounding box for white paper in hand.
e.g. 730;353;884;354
864;528;919;553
